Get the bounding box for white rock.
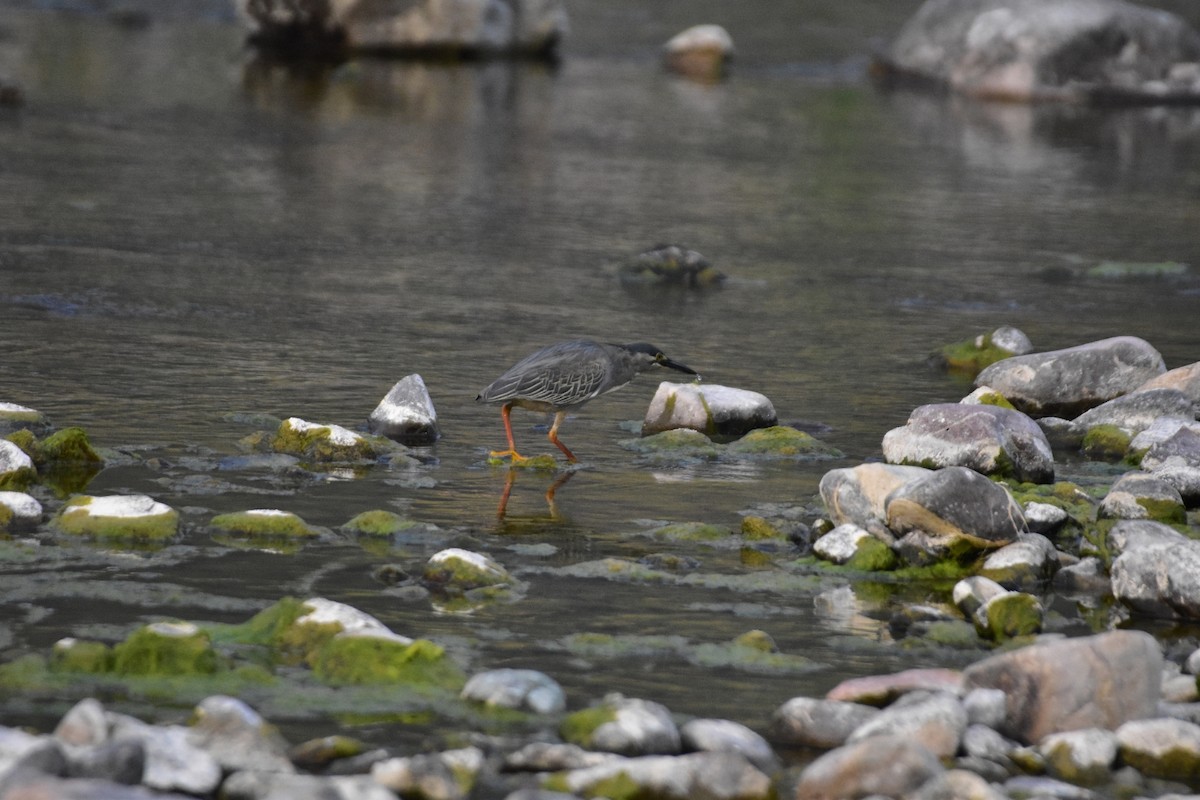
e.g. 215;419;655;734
297;598;413;645
284;417;363;446
0;440;33;473
0;491;42;526
813;524;875;565
461;668;565;714
75;494;173;519
679;718;778;772
642;382;776;437
368;373;439;444
109;718;222;795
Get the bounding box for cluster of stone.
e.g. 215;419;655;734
777;630;1200;798
814;332;1199;646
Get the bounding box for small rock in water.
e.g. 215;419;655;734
619;244;725;287
642;382;776;438
663;25;734;82
367;373;440;445
53;494;179;541
461;668;565;714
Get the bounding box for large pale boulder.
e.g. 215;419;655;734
881;403;1054;483
962;630;1162;743
367;373;440;445
876;0;1200;103
1109;520;1200;618
1069;388;1196;440
975;336;1166;417
1139;425;1200;505
819;463;931;538
1137;361;1200;414
793;735;944;800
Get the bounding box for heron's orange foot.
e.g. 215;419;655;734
489;448;530;464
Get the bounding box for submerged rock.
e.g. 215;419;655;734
881;402;1054;483
663;25;734;83
367;373;440;445
209;508;320;539
938;325;1033;373
724;426;841;460
642;382;776;438
54;494;179;540
877;0;1200;104
975;335;1166;417
619;244;725;288
422;548;512;591
238;0;567;59
111;621;219;677
271;417;379;463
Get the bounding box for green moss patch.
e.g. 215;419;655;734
740;515;786;541
270;417;387;463
560;705;619;748
938;336;1016;375
112;622;220;676
978;593;1043;642
845;537;900;571
341;510;417;536
54;495;179;540
314;636;465;689
1081;424;1132;461
50;639;113;674
210;509;319;538
725;426;842;459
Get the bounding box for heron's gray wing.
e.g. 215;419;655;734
479;341;610;405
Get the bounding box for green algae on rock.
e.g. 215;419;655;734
0;439;37;491
112;621;220;676
618;428;721;463
315;636;465;689
210;509;320;539
1082;424;1133;461
725;426;843;460
54;494;179;540
0;401;48;434
422;548;512;591
270;416;395;463
976;591;1043;642
340;509;417;537
50;638;112;674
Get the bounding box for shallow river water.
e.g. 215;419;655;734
2;0;1200;757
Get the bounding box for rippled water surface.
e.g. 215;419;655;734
2;0;1200;750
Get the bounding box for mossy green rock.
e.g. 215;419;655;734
726;426;842;459
314;636;465;689
649;521;731;542
940;336;1018;374
422;548;511;591
845;536;900;571
112;621;219;676
271;417;378;462
210;509;319;538
619;428;720;460
0;402;47;432
55;495;179;540
35;427;104;466
740;515;786;541
560;705;619;749
1081;424;1132;460
340;509;414;536
50;638;113;674
978;592;1043;641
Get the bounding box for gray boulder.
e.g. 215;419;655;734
793;734;944;800
771;697;880;749
1098;471;1186;523
1022;501;1070;536
1140;425;1200;505
550;751;771;800
818;462;932;539
187;695;294;775
962;630;1162;743
977;533;1060;589
846;691;968;760
1115;717;1200;781
1070;387;1196;441
367;374;440;445
238;0;567;58
1138;361;1200;414
460;668;565;714
1110;520;1200;618
877;0;1200;103
882;403;1054;483
642;382;776;438
885;466;1027;556
975;336;1166;417
1039;728;1118;785
952;575;1007;619
678;718;777;773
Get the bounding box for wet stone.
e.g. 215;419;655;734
793;734;944;800
881;402;1054;483
54;495;179;540
1099;471;1186;523
1023;501;1070;536
0;490;42;530
619;244;725;287
367;373;440;445
549;751;770;800
663;25;735;82
642;382;776;438
976;336;1167;417
1070;387;1195;440
846;690;967;760
560;694;681;756
678;718;777;773
460;668;565;714
371;746;484;800
819;462;932;539
771;697;880;749
977;533;1060;589
1116;717;1200;781
885;466;1027;553
188;694;294;775
975;590;1044;641
825;667;964;705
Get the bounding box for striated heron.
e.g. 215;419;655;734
477;339;698;463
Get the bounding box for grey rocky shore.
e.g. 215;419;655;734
4;327;1200;799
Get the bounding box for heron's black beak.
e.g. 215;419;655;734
658;357;698;377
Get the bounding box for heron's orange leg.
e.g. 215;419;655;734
547;410;578;463
489;403;529;463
